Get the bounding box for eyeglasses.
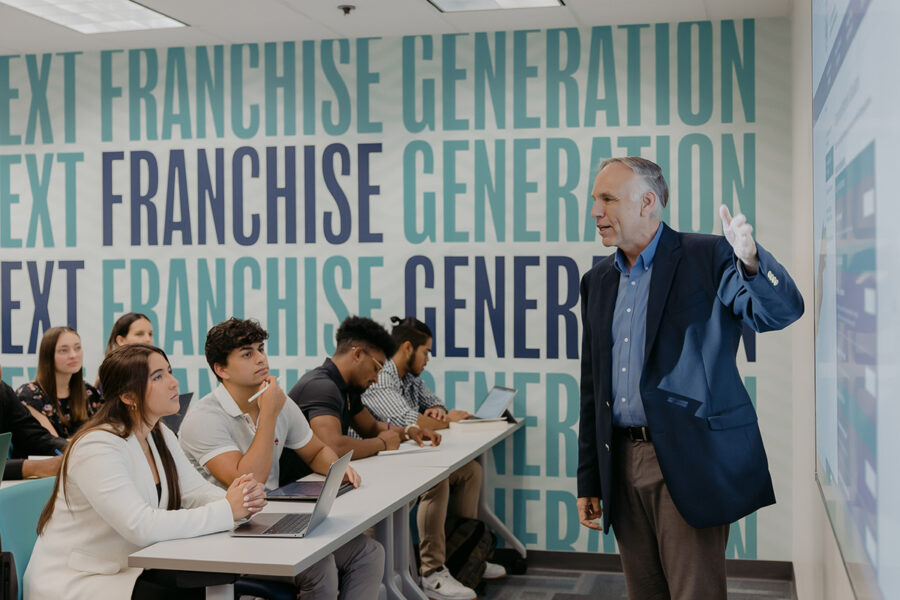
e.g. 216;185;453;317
353;347;384;375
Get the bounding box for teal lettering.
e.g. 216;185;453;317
513;138;540;242
474;139;506;242
546;138;580;242
162;47;191;139
403;141;436;243
443;140;469;242
474;32;506;130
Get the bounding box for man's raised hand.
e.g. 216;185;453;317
720;205;758;275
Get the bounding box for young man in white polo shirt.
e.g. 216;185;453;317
179;317;384;600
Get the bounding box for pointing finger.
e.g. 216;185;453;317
719;205;732;228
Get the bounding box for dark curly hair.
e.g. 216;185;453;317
205;317;269;380
389;316;432;351
335;316;396;358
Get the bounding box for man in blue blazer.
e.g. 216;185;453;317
577;157;803;599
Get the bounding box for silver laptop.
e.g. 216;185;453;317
231;451;352;538
463;386;517;422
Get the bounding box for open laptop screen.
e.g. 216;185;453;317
473;386;517;420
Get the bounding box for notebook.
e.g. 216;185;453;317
232;451;352;538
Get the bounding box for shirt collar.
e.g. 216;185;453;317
382;357;400;382
614;222;664;274
322;357;348;393
212;384;244;418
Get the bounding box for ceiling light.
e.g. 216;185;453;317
0;0;186;33
428;0;564;12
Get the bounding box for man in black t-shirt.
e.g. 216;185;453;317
289;316;439;461
1;379;67;480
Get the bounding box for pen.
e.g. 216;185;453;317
54;449;62;456
386;418;391;430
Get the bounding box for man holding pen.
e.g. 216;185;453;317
179;317;384;599
361;316;507;600
288;316;440;460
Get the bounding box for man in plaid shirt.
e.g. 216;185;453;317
362;317;507;600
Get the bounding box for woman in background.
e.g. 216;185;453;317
17;326;102;438
105;312;154;354
25;343;266;599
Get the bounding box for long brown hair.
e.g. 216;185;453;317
37;344;182;534
35;326;87;428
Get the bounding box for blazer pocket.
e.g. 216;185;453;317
706;403;758;430
67;549;123;575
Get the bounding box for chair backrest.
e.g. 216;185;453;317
0;477;56;600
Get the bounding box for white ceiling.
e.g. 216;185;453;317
0;0;791;54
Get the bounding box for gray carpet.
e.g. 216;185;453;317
479;568;792;600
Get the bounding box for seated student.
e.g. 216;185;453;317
0;377;66;479
288;316;440;462
105;312;155;354
17;326;102;438
362;317;506;598
178;317;384;600
24;344;267;599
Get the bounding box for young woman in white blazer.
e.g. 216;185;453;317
24;344;267;599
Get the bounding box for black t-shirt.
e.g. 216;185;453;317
0;380;67;480
288;358;365;436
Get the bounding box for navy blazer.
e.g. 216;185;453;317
577;223;804;531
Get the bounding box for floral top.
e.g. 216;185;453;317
16;381;103;438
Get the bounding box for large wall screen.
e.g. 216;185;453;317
813;1;900;598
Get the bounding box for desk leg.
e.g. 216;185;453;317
393;503;427;600
477;453;526;559
374;513;405;600
205;583;234;599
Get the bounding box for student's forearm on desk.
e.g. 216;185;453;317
234;414;276;483
322;434;384;460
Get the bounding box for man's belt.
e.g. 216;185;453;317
615;426;651;442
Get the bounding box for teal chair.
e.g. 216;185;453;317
0;477;56;600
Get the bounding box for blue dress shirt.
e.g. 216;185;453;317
611;223;664;427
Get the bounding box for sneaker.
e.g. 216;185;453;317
421;566;477;600
482;561;507;580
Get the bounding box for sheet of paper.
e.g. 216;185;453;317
377;441;439;456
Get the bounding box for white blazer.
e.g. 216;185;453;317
24;424;234;599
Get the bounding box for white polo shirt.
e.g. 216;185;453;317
178;384;313;490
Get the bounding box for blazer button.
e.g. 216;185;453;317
605;443;610;451
605;401;610;408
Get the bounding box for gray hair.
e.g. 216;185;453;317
597;157;669;218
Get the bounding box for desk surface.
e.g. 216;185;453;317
129;460;446;576
0;479;31;489
129;422;523;577
356;420;523;471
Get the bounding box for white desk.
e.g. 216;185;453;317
129;421;525;599
358;420;527;560
0;479;31;489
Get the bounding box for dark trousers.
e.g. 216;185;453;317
131;569;238;599
610;430;729;600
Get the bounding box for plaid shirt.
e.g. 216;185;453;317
361;358;444;427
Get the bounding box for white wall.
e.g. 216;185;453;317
790;0;855;597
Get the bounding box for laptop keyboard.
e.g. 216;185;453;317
265;513;312;535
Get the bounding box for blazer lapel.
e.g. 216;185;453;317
644;224;682;364
594;263;620;401
147;433;168;508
